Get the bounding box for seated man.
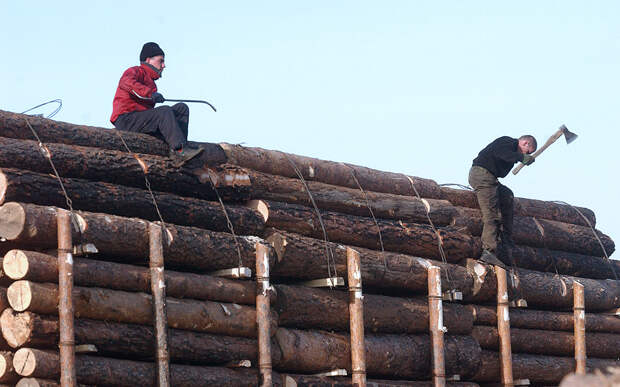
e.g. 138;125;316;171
468;135;537;268
110;42;203;165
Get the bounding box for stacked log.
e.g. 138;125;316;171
0;109;618;385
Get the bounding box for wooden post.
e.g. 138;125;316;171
428;265;446;387
256;242;273;387
347;247;366;387
149;223;170;386
495;266;514;387
57;210;76;386
573;280;586;375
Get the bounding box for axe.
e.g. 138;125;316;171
512;125;578;175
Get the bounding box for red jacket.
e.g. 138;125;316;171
110;63;161;123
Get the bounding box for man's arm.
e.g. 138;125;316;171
117;67;156;99
493;140;524;164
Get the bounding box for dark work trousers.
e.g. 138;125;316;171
113;103;189;150
468;166;514;256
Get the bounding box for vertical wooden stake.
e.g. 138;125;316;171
256;243;273;387
428;266;446;387
573;281;586;375
57;209;76;387
347;247;366;387
149;223;170;387
495;266;514;387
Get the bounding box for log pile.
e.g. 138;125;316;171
0;108;618;385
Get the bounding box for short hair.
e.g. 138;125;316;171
519;135;537;152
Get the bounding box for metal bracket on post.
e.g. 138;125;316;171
209;267;252;279
509;299;528;308
298;277;344;288
312;369;348;377
442;289;462;302
57;209;76;387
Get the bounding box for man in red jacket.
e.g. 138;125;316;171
111;42;203;165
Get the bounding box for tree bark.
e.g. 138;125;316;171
271;328;481;380
472;325;620;358
267;230;497;302
0;351;17;384
0;136;249;201
2;250;256;305
472;350;620;384
0;109;227;163
0;168;264;235
12;348;262;386
273;284;473;334
440;186;596;227
0;202;268;272
6;281;268;338
469;304;620;333
252;200;481;261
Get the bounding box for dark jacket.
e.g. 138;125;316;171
472;136;525;178
110;63;160;123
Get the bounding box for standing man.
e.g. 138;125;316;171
468;135;537;268
111;42;203;165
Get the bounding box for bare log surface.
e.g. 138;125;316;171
0;136;249;201
267;230;497;302
0;168;264;235
472;325;620;358
469;304;620;333
273;284;473;334
271;328;481;380
3;250;256;304
253;200;481;261
472;350;620;384
6;281;266;338
0;202;267;272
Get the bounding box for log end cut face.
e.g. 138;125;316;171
2;250;29;280
0;170;6;205
6;281;33;312
0;308;34;348
13;348;37;377
0;202;27;240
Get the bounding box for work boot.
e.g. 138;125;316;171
169;145;204;167
478;249;507;270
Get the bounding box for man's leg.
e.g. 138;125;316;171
498;184;515;245
468;166;501;254
171;103;189;140
114;106;186;150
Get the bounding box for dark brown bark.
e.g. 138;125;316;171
0;109;227;163
472;350;620;384
0;309;258;365
267;230;497;302
0;136;248;201
6;281;267;338
274;284;473;334
0;168;264;235
253;200;481;261
440;186;596;227
271;328;481;380
249;169;455;226
472;325;620;358
469;304;620;333
13;348;262;386
3;250;256;305
0;202;268;272
220;142;444;199
0;351;17;384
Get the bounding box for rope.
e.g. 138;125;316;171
21;99;63;118
281;152;338;282
439;183;473;191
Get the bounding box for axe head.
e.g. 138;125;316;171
560;125;578;144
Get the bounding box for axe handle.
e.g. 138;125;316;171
512;128;565;175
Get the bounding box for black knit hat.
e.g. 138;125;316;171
140;42;165;62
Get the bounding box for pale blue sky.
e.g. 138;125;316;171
2;1;618;254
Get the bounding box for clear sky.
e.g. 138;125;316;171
2;1;618;256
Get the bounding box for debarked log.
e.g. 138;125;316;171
271;328;481;380
465;259;620;311
3;250;256;305
472;325;620;358
273;284;473;334
0;136;249;201
0;168;264;235
252;200;481;261
6;281;270;338
0;202;269;272
267;230;497;302
0;309;257;365
472;350;620;384
12;349;262;386
440;186;596;227
469;304;620;333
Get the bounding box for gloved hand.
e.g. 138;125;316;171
522;154;535;165
151;92;165;103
